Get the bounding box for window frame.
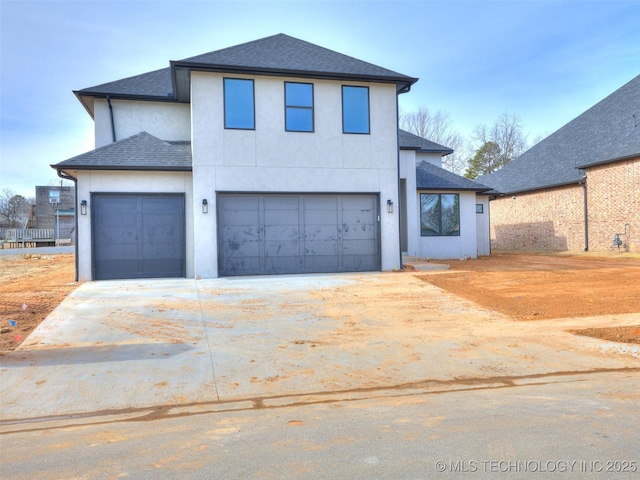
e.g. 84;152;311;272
420;193;461;237
223;78;255;130
476;203;484;214
341;85;370;134
284;81;314;132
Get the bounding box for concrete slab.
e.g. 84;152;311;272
1;273;638;423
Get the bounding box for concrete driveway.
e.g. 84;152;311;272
1;272;638;424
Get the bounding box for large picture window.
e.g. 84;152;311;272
224;78;255;129
342;85;370;134
285;82;313;132
420;193;460;236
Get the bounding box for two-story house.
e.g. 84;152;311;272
53;34;489;281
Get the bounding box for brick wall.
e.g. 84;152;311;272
489;156;639;253
586;156;639;253
490;184;585;251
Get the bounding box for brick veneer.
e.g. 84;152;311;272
489;156;639;253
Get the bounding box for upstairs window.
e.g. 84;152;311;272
285;82;314;132
49;190;60;204
421;193;460;236
224;78;255;129
342;85;370;134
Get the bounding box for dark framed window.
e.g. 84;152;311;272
285;82;313;132
342;85;369;134
224;78;255;129
420;193;460;236
476;203;484;214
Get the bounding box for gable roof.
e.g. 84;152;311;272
478;74;640;195
416;161;490;192
398;130;453;155
52;132;192;172
75;34;418;114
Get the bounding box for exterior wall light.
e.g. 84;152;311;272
387;199;394;213
80;200;88;215
202;199;208;214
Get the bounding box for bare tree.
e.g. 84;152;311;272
0;188;30;228
469;112;529;174
400;107;468;175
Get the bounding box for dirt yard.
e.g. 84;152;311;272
0;251;638;352
0;254;77;352
419;252;640;344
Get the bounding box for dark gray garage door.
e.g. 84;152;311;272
218;194;379;276
92;194;185;280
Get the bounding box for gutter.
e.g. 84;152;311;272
55;169;79;282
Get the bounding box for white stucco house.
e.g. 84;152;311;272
53;34;490;281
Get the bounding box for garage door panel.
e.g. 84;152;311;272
218;194;378;276
93;194;185;280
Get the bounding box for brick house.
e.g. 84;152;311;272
478;75;639;253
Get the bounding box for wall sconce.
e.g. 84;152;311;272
80;200;87;215
202;199;208;214
387;199;394;213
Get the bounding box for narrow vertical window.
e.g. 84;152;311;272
285;82;313;132
224;78;255;129
342;85;370;134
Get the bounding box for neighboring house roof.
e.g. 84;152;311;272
478;74;640;195
75;33;418;114
398;130;453;155
416;161;490;192
52;132;192;171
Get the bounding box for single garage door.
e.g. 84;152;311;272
92;193;185;280
218;194;379;276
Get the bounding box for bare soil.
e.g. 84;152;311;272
419;252;640;344
0;252;638;353
0;253;77;352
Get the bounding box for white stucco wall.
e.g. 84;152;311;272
73;170;194;280
94;99;191;148
475;195;491;256
190;72;401;277
415;190;478;259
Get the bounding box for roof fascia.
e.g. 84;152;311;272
575;152;640;169
171;61;418;102
51;165;192;172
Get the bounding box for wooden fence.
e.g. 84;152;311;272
0;228;61;248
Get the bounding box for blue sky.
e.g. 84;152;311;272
1;0;639;198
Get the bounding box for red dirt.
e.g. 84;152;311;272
0;253;78;352
418;252;640;343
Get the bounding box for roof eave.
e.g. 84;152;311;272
171;60;418;102
51;165;192;172
575;151;640;169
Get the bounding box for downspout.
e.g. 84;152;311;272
107;95;116;142
395;94;403;270
56;170;79;282
581;177;589;251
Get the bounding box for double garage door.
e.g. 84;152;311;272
218;194;380;276
92;194;185;280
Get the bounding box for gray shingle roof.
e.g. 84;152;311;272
398;130;453;154
76;33;418;106
178;34;415;82
52;132;192;171
478;74;640;194
77;67;174;98
416;161;490;192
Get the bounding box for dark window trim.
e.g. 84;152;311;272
476;203;484;214
223;77;255;130
284;81;314;132
342;85;370;135
420;193;461;237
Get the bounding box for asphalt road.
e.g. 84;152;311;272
1;370;638;479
